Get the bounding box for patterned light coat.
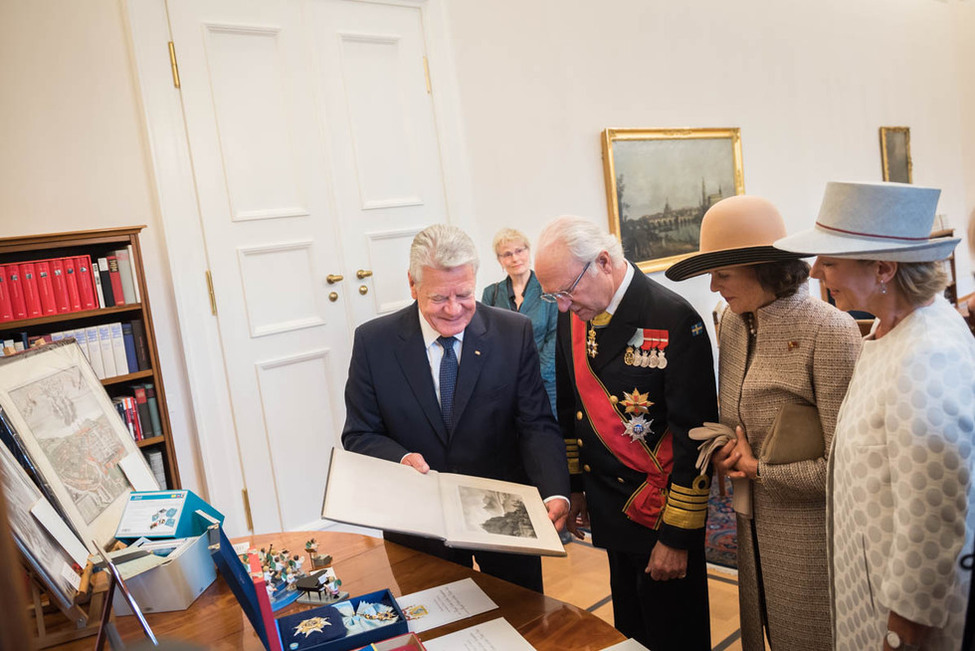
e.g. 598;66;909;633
717;285;861;650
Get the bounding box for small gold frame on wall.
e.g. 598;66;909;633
879;126;912;183
601;127;745;273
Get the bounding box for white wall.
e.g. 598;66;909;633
0;0;205;494
443;0;975;326
0;0;972;511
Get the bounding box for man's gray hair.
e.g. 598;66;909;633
409;224;480;284
537;215;624;270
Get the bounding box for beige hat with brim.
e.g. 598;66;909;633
666;195;806;281
774;181;959;262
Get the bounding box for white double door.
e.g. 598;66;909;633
167;0;448;532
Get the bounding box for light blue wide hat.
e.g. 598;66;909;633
774;181;959;262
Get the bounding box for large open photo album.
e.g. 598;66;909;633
321;450;565;557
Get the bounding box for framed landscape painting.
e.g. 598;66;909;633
601;127;744;273
879;126;912;183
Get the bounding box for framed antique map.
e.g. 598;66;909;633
0;341;157;549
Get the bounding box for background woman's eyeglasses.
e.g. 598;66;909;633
498;247;528;260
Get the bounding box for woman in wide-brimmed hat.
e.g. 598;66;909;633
666;195;862;651
776;181;975;651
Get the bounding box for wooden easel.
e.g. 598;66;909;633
25;562;115;649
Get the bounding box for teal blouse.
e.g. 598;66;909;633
481;271;558;415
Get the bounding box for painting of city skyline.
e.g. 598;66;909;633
602;128;745;272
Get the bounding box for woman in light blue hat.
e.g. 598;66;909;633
776;181;974;651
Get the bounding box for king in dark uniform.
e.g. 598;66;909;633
536;216;718;651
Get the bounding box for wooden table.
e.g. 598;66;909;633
53;531;624;650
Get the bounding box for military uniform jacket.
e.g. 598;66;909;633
555;264;717;553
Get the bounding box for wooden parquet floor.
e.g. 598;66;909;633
541;535;747;651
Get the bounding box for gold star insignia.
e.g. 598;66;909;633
621;388;653;415
294;616;330;637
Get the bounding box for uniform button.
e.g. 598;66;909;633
610;395;619;404
583;464;591;473
617;477;625;484
576;438;583;447
576;411;584;421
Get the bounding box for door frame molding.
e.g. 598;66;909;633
123;0;474;535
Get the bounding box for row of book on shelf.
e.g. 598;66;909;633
114;382;164;443
0;246;140;322
0;319;150;381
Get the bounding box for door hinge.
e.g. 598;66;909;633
205;270;217;316
168;41;181;89
422;56;431;94
241;488;254;531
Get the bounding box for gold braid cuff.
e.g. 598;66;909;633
662;475;710;530
565;439;581;475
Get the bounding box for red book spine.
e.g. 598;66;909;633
20;263;42;317
35;261;57;316
62;257;82;312
5;265;27;320
74;256;97;310
49;259;71;313
0;266;12;322
107;256;125;306
127;396;143;441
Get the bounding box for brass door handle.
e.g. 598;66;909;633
356;269;373;280
326;274;344;284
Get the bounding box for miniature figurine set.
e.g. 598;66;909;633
241;539;344;611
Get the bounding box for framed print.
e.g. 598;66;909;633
602;128;745;273
0;439;84;614
879;126;912;183
0;341;157;550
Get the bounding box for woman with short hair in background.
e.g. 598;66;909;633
777;181;975;651
482;228;558;414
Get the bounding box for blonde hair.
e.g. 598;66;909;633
892;261;948;305
492;228;529;256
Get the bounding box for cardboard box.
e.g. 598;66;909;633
113;532;217;614
111;491;224;614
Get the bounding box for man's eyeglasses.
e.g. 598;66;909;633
541;261;591;303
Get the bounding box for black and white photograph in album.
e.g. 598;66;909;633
602;127;745;273
458;486;537;539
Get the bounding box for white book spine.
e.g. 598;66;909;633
92;262;106;308
84;326;105;378
97;324;117;378
127;244;140;303
109;322;129;375
114;248;137;305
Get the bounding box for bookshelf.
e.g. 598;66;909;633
0;226;180;489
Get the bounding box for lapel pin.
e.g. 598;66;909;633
474;350;481;356
787;341;799;351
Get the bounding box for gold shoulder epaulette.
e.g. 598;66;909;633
662;474;710;530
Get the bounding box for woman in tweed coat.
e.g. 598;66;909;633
667;196;861;650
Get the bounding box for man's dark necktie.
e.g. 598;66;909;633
438;336;458;430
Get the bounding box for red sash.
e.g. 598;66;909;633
571;316;673;529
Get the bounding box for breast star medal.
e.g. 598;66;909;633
294;616;331;637
620;388;654;443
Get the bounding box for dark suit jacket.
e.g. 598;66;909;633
556;264;718;553
342;302;570;501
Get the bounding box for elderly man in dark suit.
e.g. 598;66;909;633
342;224;570;593
535;215;717;651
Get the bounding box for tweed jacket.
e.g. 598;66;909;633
717;285;861;650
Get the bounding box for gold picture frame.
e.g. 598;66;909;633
879;126;912;183
601;127;745;273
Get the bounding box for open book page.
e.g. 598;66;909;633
439;474;564;556
422;617;535;651
321;449;445;540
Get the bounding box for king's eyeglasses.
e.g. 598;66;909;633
540;261;591;303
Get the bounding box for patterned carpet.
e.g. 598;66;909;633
705;476;738;569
